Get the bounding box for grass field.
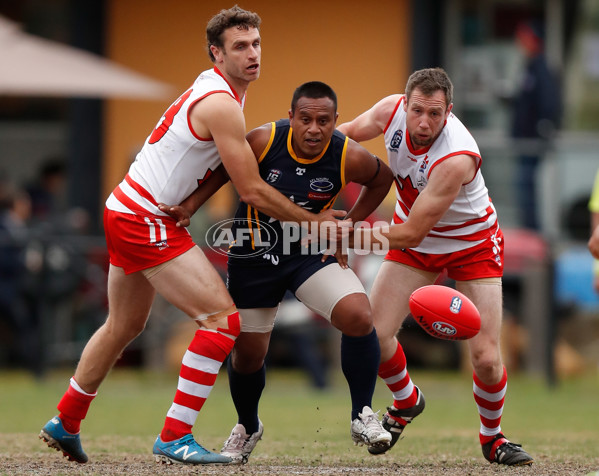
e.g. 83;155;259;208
1;367;598;475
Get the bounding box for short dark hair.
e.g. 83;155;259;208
206;5;261;62
405;67;453;107
290;81;338;113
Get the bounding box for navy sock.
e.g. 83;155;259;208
341;329;381;421
227;358;265;434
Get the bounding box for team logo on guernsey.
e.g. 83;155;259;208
309;178;334;193
389;130;403;150
419;155;430;173
266;169;282;183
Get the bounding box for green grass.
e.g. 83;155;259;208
1;367;598;472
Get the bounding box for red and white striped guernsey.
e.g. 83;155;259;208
106;67;245;217
383;95;498;254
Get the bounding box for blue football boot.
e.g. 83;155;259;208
39;416;88;463
153;434;232;465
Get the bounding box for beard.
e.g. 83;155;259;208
411;134;433;148
410;128;442;148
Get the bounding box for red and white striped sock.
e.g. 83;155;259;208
56;377;97;434
473;366;507;445
378;341;418;424
160;311;240;442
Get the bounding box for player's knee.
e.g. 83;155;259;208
232;352;265;374
230;342;267;373
332;307;373;336
471;351;502;381
106;314;147;343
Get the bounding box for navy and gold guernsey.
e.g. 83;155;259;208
227;119;349;308
230;118;348;259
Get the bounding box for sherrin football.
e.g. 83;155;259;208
409;285;481;341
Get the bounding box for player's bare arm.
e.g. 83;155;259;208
245;122;273;158
322;139;393;266
193;94;345;225
355;153;477;250
159;123;272;226
343;140;394;223
337;95;402;141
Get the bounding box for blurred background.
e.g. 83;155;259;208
0;0;598;387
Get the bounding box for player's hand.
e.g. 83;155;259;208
314;208;350;241
321;246;350;268
316;208;347;222
158;203;192;228
321;218;353;267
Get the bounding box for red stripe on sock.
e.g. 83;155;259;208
378;343;407;378
480;415;501;429
474;367;507;443
160;325;235;442
387;373;411;393
161;417;192;441
473;393;504;410
394;388;418;409
173;390;207;410
179;366;219;386
473;366;507;393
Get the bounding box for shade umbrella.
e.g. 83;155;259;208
0;15;174;100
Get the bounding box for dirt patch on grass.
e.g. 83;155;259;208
2;451;598;476
2;432;598;476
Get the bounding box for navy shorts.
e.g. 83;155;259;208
227;253;338;308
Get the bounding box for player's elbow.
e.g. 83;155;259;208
237;183;268;209
390;227;426;249
237;189;260;207
380;165;394;188
337;123;350;136
402;234;425;249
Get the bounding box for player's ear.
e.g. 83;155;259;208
288;109;293;122
446;103;453;117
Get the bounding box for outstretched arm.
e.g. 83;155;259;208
337;95;402;142
343;139;393;223
323;139;393;266
353;154;478;251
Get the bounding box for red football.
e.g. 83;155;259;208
408;285;481;341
